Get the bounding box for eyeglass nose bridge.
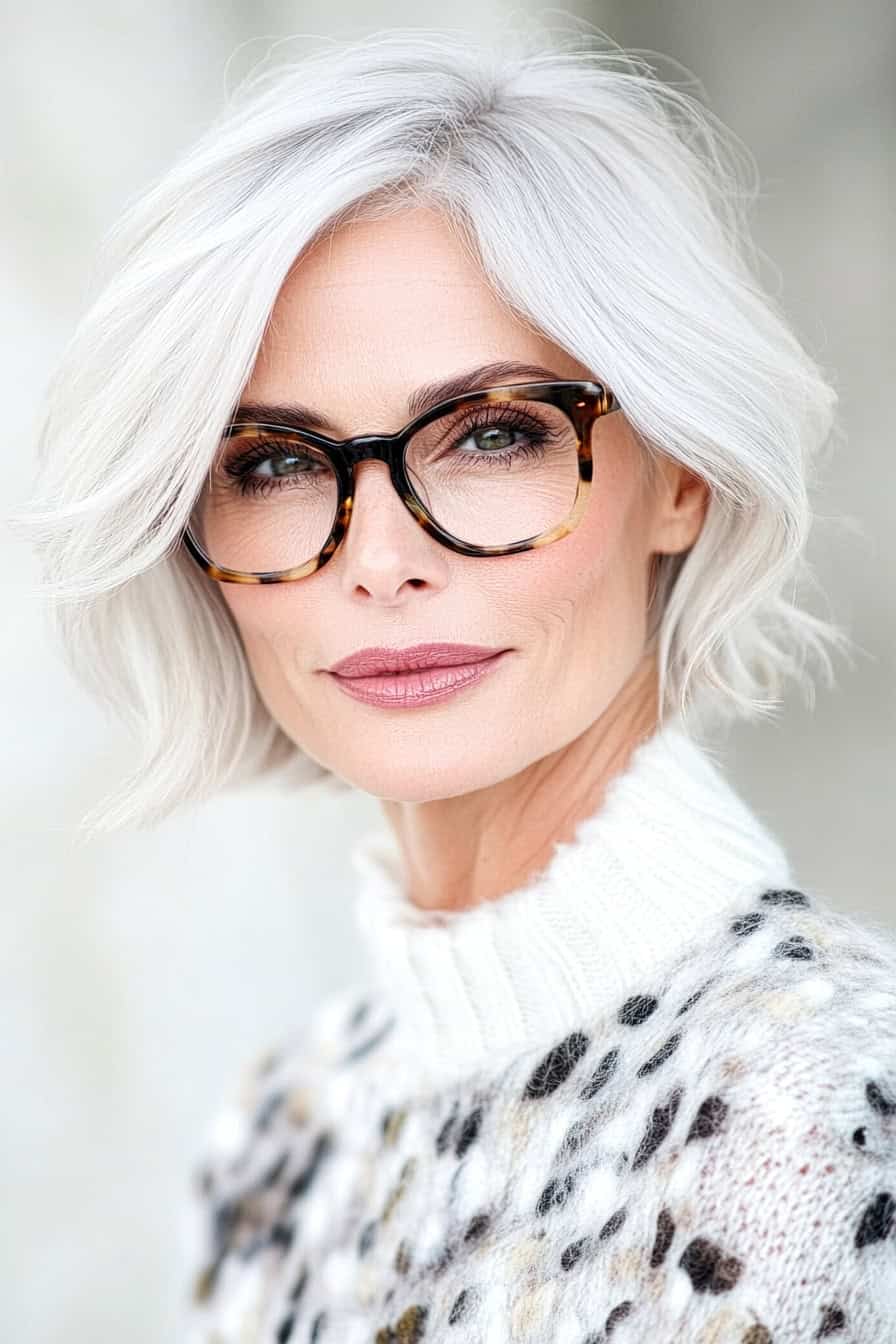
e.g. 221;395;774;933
323;432;420;533
327;430;447;552
324;431;410;481
328;432;435;552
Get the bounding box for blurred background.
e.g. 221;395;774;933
2;2;893;1341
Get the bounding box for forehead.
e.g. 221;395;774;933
287;205;485;289
244;206;590;434
264;208;526;363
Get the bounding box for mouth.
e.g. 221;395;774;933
324;647;512;709
325;643;509;678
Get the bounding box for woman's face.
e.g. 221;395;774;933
218;206;707;803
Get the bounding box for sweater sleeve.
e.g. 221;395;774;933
628;1012;896;1342
176;1028;311;1341
176;982;369;1341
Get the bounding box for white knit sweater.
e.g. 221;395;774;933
181;717;896;1342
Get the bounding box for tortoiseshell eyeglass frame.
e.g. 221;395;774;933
181;379;621;584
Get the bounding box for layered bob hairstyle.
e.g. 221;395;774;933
9;21;851;836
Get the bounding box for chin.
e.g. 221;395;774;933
328;756;518;804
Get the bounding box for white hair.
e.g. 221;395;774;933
8;19;853;838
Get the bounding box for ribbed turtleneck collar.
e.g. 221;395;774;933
348;715;793;1091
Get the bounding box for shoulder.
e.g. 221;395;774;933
741;889;896;1187
670;884;896;1151
663;883;896;1044
189;976;381;1181
645;887;896;1338
182;977;383;1316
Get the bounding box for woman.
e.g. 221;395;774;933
13;22;896;1344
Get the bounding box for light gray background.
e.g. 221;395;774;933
2;3;893;1341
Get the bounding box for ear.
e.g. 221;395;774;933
649;457;710;556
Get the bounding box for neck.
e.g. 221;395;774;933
380;647;662;914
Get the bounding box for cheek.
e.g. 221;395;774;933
538;457;652;626
219;588;327;742
218;587;313;682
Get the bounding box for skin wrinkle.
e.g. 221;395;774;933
220;205;710;914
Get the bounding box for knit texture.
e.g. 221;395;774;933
180;721;896;1343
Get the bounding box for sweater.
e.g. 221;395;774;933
179;717;896;1343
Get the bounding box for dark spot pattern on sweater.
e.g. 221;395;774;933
676;980;712;1016
583;1300;635;1338
867;1079;896;1115
447;1286;475;1324
817;1301;847;1335
394;1238;413;1275
617;994;659;1027
432;1240;455;1276
650;1206;675;1267
254;1089;287;1133
760;888;811;907
730;911;765;937
560;1111;598;1157
463;1212;490;1242
383;1108;408;1147
269;1219;294;1252
679;1234;743;1292
631;1087;683;1169
855;1191;895;1247
261;1148;290;1188
560;1234;590;1270
211;1197;240;1258
598;1206;627;1240
580;1046;620;1099
536;1170;576;1216
342;1016;397;1063
288;1263;308;1302
605;1299;635;1334
435;1100;460;1155
686;1094;729;1142
455;1104;484;1157
275;1309;295;1342
374;1304;428;1343
286;1131;333;1201
774;934;816;961
636;1032;682;1077
524;1031;591;1099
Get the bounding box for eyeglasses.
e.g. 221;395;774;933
181;379;621;584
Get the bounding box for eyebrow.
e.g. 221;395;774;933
232;359;570;436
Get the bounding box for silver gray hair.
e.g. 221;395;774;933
8;20;852;837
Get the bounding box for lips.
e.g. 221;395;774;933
327;650;510;709
326;643;506;678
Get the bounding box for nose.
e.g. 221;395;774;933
347;457;406;514
336;458;442;596
342;456;428;550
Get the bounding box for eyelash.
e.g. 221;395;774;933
220;405;557;497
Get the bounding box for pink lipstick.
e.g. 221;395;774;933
323;643;510;708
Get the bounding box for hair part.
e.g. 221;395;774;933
8;19;854;838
